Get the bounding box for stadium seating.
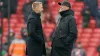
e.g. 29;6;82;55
1;0;100;56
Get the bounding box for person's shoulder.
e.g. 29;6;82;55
69;15;75;19
72;48;77;52
11;39;18;44
81;48;86;51
27;13;36;22
66;15;75;21
28;13;35;19
20;39;26;44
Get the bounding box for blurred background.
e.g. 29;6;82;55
0;0;100;56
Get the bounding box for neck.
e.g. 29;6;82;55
34;10;40;14
32;11;41;17
60;10;71;17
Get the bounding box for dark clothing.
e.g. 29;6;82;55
76;0;83;2
23;36;28;42
85;0;99;17
51;10;77;56
21;28;28;42
84;0;100;27
1;0;18;18
23;2;32;23
9;36;15;44
27;12;46;56
97;45;100;52
81;8;91;28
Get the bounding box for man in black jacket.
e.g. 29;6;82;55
51;1;77;56
27;2;46;56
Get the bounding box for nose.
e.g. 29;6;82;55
42;8;43;11
60;6;63;8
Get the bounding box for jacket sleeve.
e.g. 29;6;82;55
71;49;75;56
28;18;43;43
65;17;77;43
83;49;86;56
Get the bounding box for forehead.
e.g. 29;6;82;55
39;4;43;7
60;5;68;8
32;2;42;6
60;5;66;7
33;2;42;5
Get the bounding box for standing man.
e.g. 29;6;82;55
51;1;77;56
27;2;46;56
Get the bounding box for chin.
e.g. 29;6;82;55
60;10;64;12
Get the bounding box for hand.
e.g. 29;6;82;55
59;8;62;12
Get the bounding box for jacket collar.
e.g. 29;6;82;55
31;11;41;17
60;10;74;17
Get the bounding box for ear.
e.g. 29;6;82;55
32;3;33;9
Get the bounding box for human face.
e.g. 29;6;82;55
34;3;43;13
10;32;14;37
77;44;82;48
59;5;69;12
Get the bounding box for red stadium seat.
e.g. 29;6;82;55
89;42;98;47
93;28;100;33
10;19;17;24
92;33;100;38
81;42;88;48
90;38;100;43
74;11;81;16
83;28;93;33
68;0;75;2
2;36;7;44
77;24;82;28
3;28;8;32
3;32;8;36
87;47;96;56
3;18;8;23
73;6;82;11
78;33;81;36
14;28;21;33
10;23;15;28
78;28;83;33
42;23;46;28
80;38;89;42
81;33;91;38
75;2;84;7
18;2;24;7
96;53;99;56
78;20;82;24
89;20;96;28
11;14;17;19
16;23;24;28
